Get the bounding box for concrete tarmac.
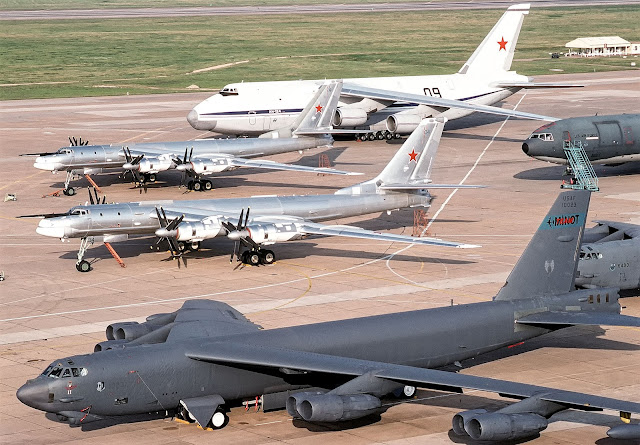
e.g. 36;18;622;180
0;70;638;444
2;0;640;20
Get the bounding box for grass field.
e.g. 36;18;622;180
1;6;638;100
1;0;454;11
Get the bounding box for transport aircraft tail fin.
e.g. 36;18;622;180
458;3;530;77
494;190;590;301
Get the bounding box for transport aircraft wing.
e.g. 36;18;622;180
186;341;640;415
341;82;558;121
491;81;584;89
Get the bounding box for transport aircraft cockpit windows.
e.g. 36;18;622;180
220;86;238;96
529;133;554;141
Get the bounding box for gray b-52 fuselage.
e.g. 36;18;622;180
577;221;640;291
17;190;640;442
522;114;640;165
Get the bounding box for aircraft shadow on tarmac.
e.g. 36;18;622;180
59;237;476;267
515;161;640;181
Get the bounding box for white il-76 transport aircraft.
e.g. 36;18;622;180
187;4;575;138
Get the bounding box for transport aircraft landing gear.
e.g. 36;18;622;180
75;237;94;272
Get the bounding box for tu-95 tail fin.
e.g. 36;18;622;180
495;190;590;301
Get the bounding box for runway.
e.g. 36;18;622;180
2;0;640;20
0;70;638;444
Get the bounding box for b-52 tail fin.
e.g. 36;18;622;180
495;190;590;301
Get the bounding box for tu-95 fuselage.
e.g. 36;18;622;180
35;189;429;241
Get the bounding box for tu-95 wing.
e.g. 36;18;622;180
185;341;640;415
341;82;558;122
228;157;362;176
298;221;479;248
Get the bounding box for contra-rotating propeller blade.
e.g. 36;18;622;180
154;207;186;266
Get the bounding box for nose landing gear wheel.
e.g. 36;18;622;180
63;187;76;196
76;260;91;272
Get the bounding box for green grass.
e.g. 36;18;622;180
1;6;638;100
0;0;455;10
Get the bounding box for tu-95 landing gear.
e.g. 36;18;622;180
75;237;94;272
241;249;275;266
187;179;213;192
62;170;76;196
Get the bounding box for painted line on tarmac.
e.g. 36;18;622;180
383;93;527;284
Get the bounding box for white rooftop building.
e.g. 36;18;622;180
565;36;631;57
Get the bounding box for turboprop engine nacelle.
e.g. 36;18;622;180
190;158;234;175
137;157;173;174
333;108;368;127
291;393;382;422
176;218;223;242
387;114;423;135
245;223;303;245
459;412;548;441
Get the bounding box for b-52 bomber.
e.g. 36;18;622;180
16;190;640;442
522;113;640;169
26;81;357;195
28;117;480;272
577;221;640;292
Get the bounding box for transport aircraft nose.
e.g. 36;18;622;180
187;109;216;131
17;379;50;410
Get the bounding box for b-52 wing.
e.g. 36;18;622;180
341;82;558;122
186;341;640;415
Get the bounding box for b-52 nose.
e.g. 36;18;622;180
16;379;50;411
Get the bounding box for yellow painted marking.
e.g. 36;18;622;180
0;170;44;191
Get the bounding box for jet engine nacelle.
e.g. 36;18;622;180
245;223;303;245
294;393;381;422
94;339;129;352
137;157;172;173
112;322;153;341
332;108;368;127
386;114;422;134
190;158;233;175
463;412;548;441
451;409;487;436
176;219;223;242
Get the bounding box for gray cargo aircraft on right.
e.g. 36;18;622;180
522;114;640;166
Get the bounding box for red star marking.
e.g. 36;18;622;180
408;150;418;162
315;104;323;112
497;37;508;51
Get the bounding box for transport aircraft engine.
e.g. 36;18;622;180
136;157;173;174
287;393;382;422
455;411;549;441
387;114;423;135
332;108;368;127
175;220;224;242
